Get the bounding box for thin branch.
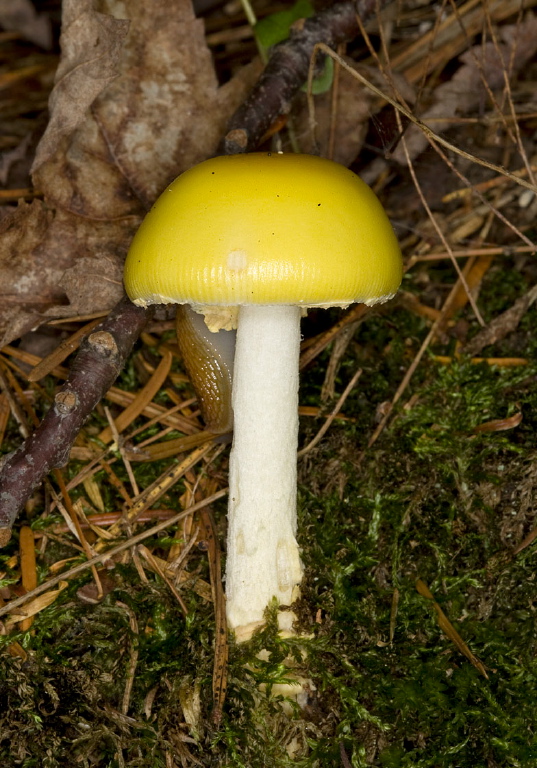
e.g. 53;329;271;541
219;0;386;154
0;296;152;544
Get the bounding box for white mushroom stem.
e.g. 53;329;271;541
225;305;303;642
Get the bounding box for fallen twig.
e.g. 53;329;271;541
0;296;151;544
220;0;382;154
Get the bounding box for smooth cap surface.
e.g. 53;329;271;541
124;153;402;308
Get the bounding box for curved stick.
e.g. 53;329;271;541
219;0;382;154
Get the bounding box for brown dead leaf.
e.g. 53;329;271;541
32;7;130;174
0;201;62;341
462;283;537;356
473;412;523;433
393;14;537;165
295;61;414;166
0;0;259;347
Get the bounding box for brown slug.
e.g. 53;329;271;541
175;304;235;436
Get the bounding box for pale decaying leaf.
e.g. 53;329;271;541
0;0;259;347
392;14;537;165
32;7;129;169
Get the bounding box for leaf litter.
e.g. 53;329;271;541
0;0;259;348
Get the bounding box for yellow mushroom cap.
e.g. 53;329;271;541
124;153;402;311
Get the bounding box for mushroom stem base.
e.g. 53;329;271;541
225;304;303;640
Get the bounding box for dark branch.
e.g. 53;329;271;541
219;0;382;154
0;297;152;545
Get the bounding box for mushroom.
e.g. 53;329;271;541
124;152;402;642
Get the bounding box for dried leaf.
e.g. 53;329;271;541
0;0;258;347
416;579;488;679
462;284;537;356
32;7;129;172
473;412;523;433
0;201;59;343
7;580;68;622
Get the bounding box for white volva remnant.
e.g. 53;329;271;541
225;305;303;641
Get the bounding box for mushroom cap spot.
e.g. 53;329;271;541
226;249;248;272
124;153;403;307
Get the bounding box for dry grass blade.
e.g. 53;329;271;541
393;109;485;326
473;412;523;433
98;443;216;545
0;362;31;437
367;322;436;450
416;579;489;679
440;255;494;328
104;388;199;435
2;346;69;380
198;506;228;725
6;580;69;624
103;405;139;497
141;550;213;602
298;368;362;458
115;601;139;716
2;344;198;434
433;356;528;366
0;63;48;89
0;188;35;200
132;430;216;463
443;164;537;202
401;245;537;264
0;394;9;447
461;284;537;356
321;319;360;401
51;469;104;596
138;544;188;615
19;526;37;631
513;524;537;555
389;588;399;645
299;304;369;370
390;0;534;82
